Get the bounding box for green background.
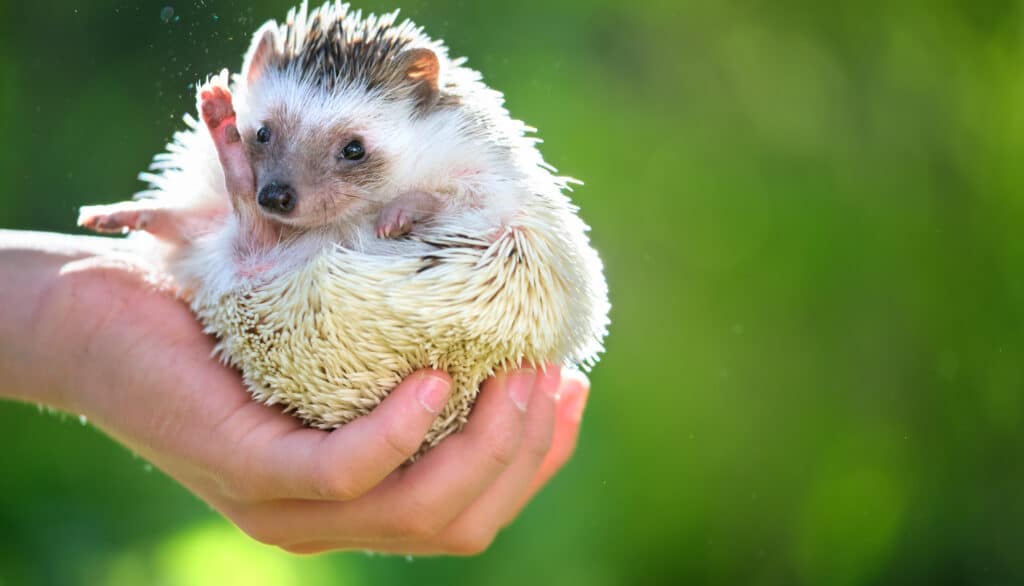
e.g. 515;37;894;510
2;0;1023;584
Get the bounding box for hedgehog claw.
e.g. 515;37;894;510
375;191;440;239
78;204;149;234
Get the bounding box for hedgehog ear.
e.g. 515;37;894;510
397;48;441;109
243;23;280;85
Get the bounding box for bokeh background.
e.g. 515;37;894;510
2;0;1024;584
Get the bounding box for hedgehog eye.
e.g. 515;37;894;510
340;140;365;161
256;126;271;144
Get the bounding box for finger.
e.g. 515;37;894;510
244;369;533;546
525;370;589;497
375;368;582;557
267;370;584;557
422;365;561;554
222;370;451;502
276;539;429;556
280;367;564;557
367;369;534;537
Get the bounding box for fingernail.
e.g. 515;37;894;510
417;374;451;414
508;369;536;412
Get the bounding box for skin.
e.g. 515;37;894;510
0;230;590;555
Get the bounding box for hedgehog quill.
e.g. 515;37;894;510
78;1;610;452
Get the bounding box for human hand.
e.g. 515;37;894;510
0;232;590;555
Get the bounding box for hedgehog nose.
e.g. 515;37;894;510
258;182;296;214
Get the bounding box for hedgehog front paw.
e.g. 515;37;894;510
375;191;441;239
375;205;415;239
199;84;235;132
78;204;151;234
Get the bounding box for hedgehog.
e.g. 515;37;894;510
77;1;609;452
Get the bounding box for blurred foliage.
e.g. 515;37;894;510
2;0;1024;584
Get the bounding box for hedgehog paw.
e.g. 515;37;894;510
375;191;440;239
78;204;151;234
199;84;235;131
375;206;414;239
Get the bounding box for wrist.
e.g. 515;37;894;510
0;231;128;411
0;251;71;408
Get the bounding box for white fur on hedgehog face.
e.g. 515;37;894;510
231;66;511;232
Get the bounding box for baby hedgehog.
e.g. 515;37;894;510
78;1;610;451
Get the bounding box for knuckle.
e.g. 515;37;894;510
392;519;436;541
390;499;445;540
382;422;424;461
522;429;554;462
394;514;444;542
553;437;581;469
217;468;261;503
443;527;499;556
235;515;288;547
485;426;521;468
312;461;360;501
278;542;327;556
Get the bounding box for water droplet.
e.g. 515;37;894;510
404;555;414;562
212;14;219;22
78;414;88;425
143;463;153;472
160;6;174;23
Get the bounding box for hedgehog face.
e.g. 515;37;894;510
240;101;390;228
230;14;451;231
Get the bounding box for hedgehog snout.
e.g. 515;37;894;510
258;182;297;215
